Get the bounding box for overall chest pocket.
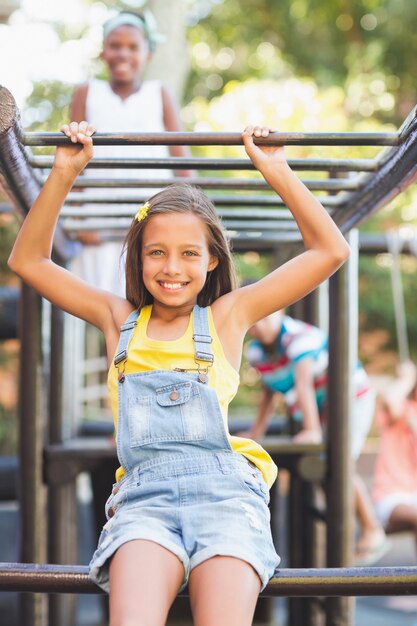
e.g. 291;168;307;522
127;381;207;447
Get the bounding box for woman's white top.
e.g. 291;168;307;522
70;79;173;296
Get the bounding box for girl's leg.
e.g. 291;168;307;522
189;556;261;626
354;473;386;550
108;539;184;626
386;504;417;548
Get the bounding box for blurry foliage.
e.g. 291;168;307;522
359;253;417;361
186;0;416;124
23;81;73;132
0;404;17;455
0;214;20;283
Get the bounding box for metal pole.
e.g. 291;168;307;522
30;155;379;172
47;305;77;626
18;284;47;626
23;130;400;147
386;231;409;362
60;175;359;192
326;230;358;626
2;562;417;596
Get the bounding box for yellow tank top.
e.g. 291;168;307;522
108;305;277;487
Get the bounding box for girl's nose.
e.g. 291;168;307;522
163;255;181;275
117;47;130;59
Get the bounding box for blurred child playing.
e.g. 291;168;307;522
243;309;389;565
373;361;417;547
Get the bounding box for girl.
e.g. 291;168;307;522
373;361;417;548
8;121;350;625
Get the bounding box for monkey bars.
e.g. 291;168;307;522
1;85;416;257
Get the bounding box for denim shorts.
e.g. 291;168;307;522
89;451;280;592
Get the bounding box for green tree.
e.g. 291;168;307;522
186;0;417;124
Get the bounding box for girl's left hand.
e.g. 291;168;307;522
242;125;287;172
54;121;96;177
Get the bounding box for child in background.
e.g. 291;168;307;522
8;121;349;624
373;361;417;547
242;309;389;566
70;10;191;296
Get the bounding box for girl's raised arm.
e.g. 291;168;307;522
8;122;122;330
232;125;350;330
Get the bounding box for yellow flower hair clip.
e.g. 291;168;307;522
135;201;150;222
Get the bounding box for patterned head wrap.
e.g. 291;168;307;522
103;11;165;52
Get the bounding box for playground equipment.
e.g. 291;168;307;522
1;83;417;626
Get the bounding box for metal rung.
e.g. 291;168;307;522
23;130;400;147
0;563;416;597
62;176;360;191
63;192;342;208
29;156;379;172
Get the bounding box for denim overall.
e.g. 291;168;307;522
89;305;280;591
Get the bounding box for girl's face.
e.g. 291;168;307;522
102;25;150;84
141;212;218;309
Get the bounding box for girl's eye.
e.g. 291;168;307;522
150;250;164;256
184;251;198;257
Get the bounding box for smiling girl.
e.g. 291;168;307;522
8;121;349;626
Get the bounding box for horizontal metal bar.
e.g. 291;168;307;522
226;220;300;230
60;176;360;192
61;207;294;219
23;131;400;147
70;176;274;189
29;155;379;172
64;192;341;208
359;232;417;255
1;563;416;597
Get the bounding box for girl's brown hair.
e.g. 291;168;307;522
124;183;237;309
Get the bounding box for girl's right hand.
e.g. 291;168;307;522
54;121;95;176
242;125;287;173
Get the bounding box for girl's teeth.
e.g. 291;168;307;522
162;282;183;289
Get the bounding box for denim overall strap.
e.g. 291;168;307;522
192;305;214;365
115;303;233;473
114;309;140;367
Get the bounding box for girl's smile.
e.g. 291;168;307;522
158;281;189;291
